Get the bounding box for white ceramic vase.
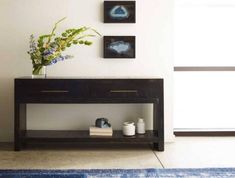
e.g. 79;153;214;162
122;121;135;136
137;118;145;134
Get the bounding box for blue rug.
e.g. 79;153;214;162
0;168;235;178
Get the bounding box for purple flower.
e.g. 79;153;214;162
42;48;56;57
64;55;73;59
28;34;37;54
51;59;58;64
48;55;73;65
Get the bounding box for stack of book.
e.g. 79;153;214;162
89;126;113;136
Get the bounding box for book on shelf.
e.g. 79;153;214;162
89;126;113;136
89;132;113;136
89;126;113;133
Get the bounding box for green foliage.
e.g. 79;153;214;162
28;17;101;74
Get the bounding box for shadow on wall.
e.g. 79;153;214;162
0;77;14;142
99;1;104;23
99;1;104;58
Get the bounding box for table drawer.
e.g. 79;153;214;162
88;79;161;98
15;79;89;100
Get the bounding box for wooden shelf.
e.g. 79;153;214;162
24;130;159;143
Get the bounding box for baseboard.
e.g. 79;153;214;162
174;131;235;136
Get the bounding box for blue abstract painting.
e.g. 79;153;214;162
108;41;131;54
104;36;135;58
109;6;129;20
104;1;136;23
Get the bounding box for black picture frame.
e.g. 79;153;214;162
104;1;136;23
103;36;136;58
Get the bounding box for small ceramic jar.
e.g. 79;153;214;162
122;121;135;136
137;118;145;134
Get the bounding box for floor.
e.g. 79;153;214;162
0;137;235;169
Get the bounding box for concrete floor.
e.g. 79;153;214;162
0;137;235;169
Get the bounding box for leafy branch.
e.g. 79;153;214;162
45;17;66;48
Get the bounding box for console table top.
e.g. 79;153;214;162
16;76;163;79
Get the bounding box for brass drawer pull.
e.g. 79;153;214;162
40;90;69;93
110;90;138;93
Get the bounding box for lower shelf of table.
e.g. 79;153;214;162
23;130;159;143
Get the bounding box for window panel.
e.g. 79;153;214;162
174;0;235;66
174;72;235;129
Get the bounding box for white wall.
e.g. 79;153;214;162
0;0;174;142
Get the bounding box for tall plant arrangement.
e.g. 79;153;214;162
28;17;100;76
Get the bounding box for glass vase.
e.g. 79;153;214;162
32;65;47;78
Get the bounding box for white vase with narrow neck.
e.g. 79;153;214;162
137;118;145;134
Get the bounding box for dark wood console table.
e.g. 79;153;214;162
14;78;164;151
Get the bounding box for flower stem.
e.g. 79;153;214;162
33;65;43;75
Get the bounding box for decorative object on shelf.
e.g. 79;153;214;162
104;36;135;58
136;118;145;134
104;1;136;23
27;17;101;78
90;118;112;136
89;126;113;136
95;118;111;128
122;121;135;136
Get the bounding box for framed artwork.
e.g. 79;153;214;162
104;1;136;23
103;36;135;58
